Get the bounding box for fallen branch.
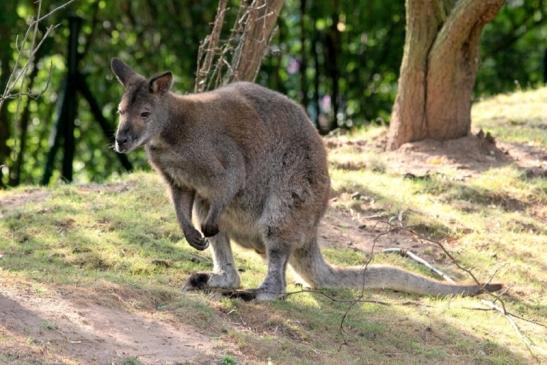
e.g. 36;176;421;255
383;247;455;283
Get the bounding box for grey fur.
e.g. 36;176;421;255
111;59;502;301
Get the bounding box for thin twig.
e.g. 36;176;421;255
336;221;402;347
480;300;545;360
1;0;75;108
385;217;545;360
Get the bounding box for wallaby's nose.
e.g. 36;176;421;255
116;135;129;145
115;134;131;153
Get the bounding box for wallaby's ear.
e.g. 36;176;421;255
111;58;136;87
149;72;173;94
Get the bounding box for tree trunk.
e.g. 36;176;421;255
195;0;284;91
387;0;504;150
230;0;285;82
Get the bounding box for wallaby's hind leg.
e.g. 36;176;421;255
256;245;290;300
227;239;291;302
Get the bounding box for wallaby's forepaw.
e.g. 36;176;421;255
201;221;219;237
185;230;209;251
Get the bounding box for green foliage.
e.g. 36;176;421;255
0;0;544;186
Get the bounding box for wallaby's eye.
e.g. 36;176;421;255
140;111;151;118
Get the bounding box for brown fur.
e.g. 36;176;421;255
111;59;502;301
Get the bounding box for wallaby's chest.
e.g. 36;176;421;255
147;145;196;189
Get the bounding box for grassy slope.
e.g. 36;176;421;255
1;88;546;364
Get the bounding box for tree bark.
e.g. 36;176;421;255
195;0;284;91
230;0;285;82
387;0;504;150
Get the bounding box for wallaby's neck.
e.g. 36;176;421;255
165;91;191;121
165;88;219;125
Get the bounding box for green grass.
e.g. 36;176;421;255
473;87;547;148
1;87;546;364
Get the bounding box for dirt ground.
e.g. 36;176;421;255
1;131;544;365
1;284;215;364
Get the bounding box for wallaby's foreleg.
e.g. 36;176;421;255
200;184;236;238
199;152;245;238
184;198;240;290
201;203;222;237
170;185;209;250
184;232;240;290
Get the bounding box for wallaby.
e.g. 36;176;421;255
111;58;502;301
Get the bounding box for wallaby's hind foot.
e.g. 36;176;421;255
222;287;286;302
183;271;240;292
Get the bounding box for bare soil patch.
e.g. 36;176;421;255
0;283;216;365
0;189;49;218
392;134;546;179
386;133;507;177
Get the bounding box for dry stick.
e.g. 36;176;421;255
229;2;258;81
4;36;56;103
219;1;250;85
195;0;262;91
383;240;546;358
194;0;228;92
464;303;547;329
332;213;544;359
382;247;455;283
35;0;77;23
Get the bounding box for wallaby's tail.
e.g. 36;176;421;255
290;237;502;296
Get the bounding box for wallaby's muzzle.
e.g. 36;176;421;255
114;126;138;153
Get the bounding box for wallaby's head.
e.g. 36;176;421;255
111;58;173;153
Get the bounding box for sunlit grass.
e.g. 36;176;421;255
473;87;547;148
